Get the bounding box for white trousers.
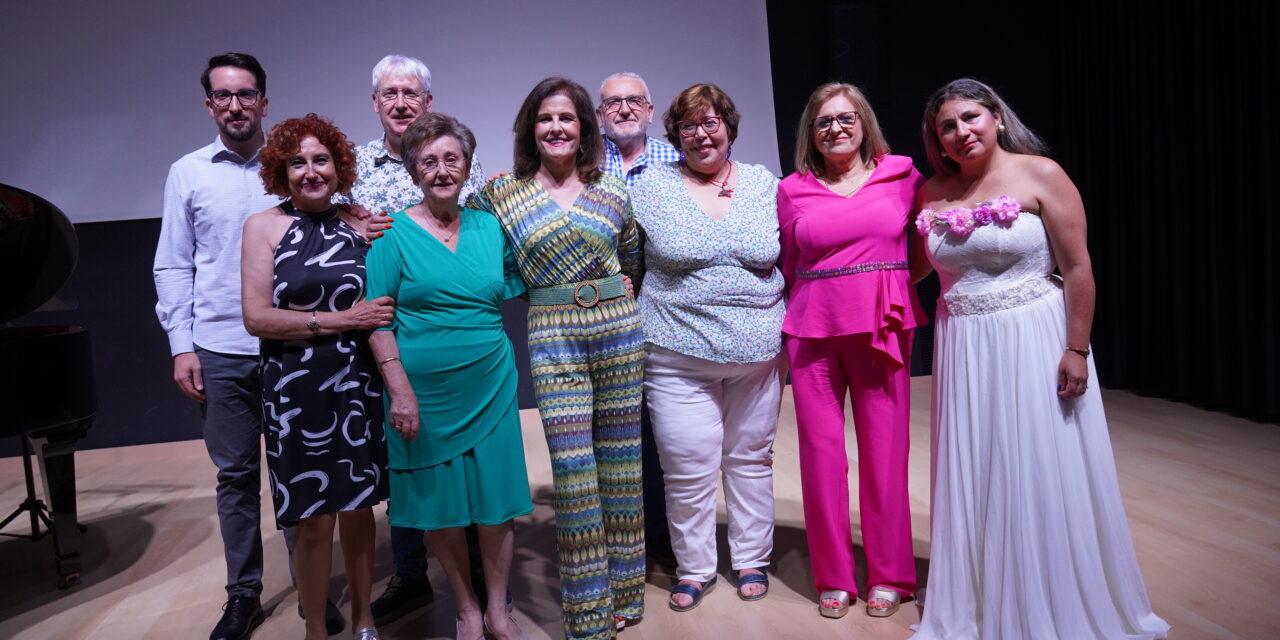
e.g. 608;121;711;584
644;344;785;582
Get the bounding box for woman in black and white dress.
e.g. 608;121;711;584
241;113;394;640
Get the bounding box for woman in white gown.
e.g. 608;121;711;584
908;78;1169;640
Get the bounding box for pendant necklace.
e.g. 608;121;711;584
708;162;734;198
827;162;876;198
425;210;459;243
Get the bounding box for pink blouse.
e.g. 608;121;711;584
777;154;927;366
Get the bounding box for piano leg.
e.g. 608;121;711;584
31;428;86;588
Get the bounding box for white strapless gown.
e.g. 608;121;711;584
912;212;1169;639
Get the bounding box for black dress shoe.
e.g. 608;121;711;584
297;599;346;636
210;595;264;640
371;573;434;626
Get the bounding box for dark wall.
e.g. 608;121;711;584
767;0;1279;423
2;218;535;457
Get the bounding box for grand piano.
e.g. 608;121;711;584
0;183;95;588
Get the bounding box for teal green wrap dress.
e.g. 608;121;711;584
365;208;533;529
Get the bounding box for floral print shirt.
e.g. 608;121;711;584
633;161;785;363
338;136;486;214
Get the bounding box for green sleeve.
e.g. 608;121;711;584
364;229;402;331
501;229;526;300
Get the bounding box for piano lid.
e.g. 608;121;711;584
0;183;79;323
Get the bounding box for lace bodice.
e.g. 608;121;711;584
925;211;1058;315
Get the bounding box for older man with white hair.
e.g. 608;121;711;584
347;54;486;215
597;71;680;189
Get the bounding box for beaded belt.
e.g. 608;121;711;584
942;276;1060;316
795;260;908;279
527;273;625;308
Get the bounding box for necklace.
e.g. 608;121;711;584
711;162;734;197
822;162;876;197
686;161;735;197
421;209;460;243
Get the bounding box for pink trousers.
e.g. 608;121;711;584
786;331;916;597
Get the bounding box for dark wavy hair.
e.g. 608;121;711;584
663;83;741;149
201;52;266;95
921;78;1048;176
512;77;602;182
259;113;357;198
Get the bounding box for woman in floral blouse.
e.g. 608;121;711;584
631;83;786;612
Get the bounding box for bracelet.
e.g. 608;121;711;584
1065;346;1090;358
306;310;320;337
377;356;400;367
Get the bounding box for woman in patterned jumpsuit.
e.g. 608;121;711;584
469;76;644;640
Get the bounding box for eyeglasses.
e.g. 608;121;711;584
416;155;465;173
601;95;648;112
676;115;724;137
208;89;262;108
813;111;859;131
379;89;425;105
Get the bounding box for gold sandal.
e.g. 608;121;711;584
818;589;850;618
866;586;903;618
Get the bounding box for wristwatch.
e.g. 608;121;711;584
307;310;320;336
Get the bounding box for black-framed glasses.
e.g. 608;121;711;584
601;95;648;112
379;88;425;105
676;115;723;137
813;111;859;131
208;89;262;108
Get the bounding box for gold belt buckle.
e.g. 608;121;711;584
573;281;601;308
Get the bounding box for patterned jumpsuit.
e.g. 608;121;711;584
470;173;645;640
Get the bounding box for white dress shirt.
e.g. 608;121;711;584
153;136;281;356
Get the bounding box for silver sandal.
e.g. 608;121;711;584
866;585;903;618
818;589;850;618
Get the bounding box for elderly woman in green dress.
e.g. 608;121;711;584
366;112;532;640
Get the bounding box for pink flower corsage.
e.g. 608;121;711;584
916;196;1022;236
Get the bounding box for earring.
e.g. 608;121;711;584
998;123;1007;133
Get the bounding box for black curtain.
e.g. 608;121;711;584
767;0;1278;423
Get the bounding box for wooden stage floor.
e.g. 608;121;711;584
1;378;1276;639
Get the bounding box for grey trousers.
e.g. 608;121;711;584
197;347;296;598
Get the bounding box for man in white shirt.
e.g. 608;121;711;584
153;52;345;640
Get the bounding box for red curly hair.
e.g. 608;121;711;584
259;113;358;198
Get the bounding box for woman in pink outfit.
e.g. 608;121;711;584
777;83;925;620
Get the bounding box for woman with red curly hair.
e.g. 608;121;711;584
241;113;395;640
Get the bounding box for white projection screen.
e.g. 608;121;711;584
0;0;779;223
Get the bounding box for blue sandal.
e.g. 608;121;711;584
668;577;717;612
736;570;769;601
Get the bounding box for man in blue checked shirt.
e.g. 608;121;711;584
597;72;681;189
596;71;682;569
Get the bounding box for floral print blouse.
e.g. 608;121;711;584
632;161;785;364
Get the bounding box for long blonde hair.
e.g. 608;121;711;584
793;83;890;176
